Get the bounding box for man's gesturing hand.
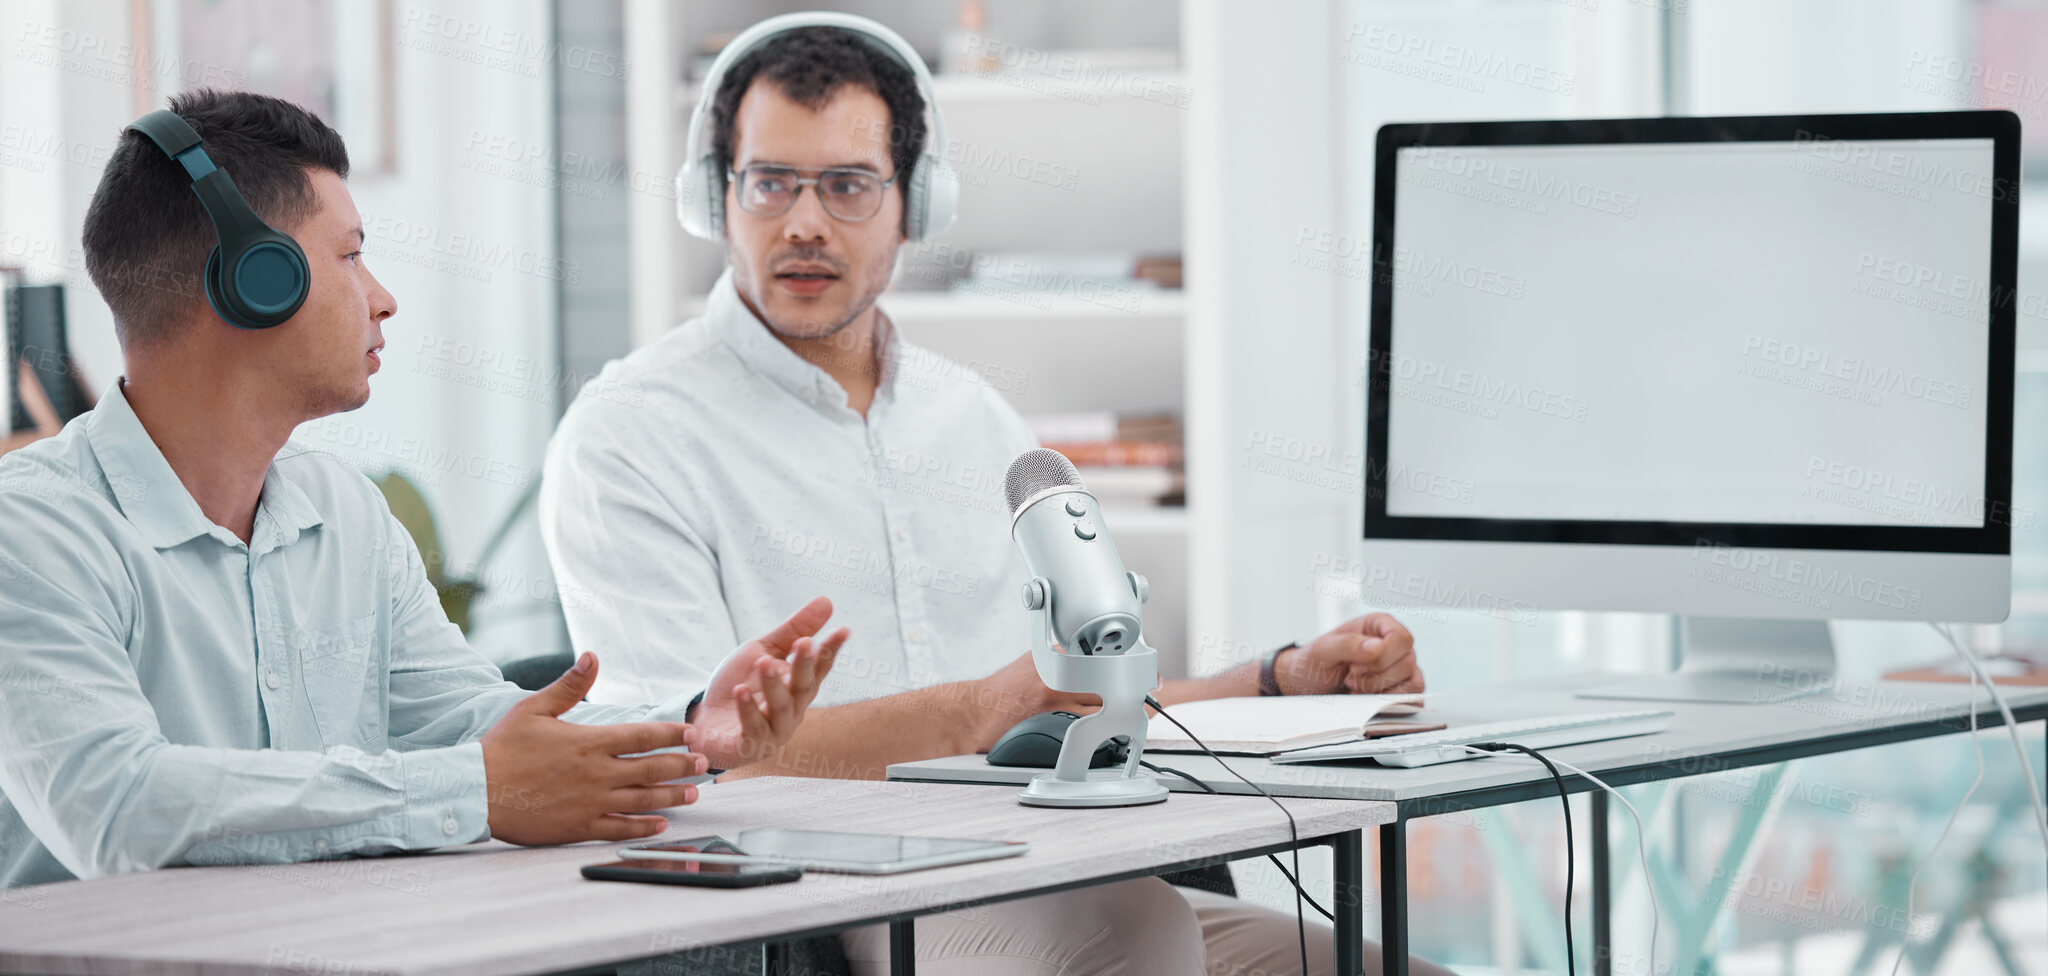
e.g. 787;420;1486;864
694;596;848;770
1274;612;1424;696
481;652;708;846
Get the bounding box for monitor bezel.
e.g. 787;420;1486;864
1364;111;2020;555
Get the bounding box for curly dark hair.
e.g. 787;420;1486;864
709;26;928;234
82;89;348;346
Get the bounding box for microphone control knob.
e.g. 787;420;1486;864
1072;518;1097;540
1064;497;1089;517
1021;579;1047;610
1128;572;1149;605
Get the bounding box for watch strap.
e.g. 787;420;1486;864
1258;642;1297;697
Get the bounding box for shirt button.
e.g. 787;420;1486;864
264;671;281;690
313;838;329;855
893;527;908;543
442;816;461;837
907;626;927;643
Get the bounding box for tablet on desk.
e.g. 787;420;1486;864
627;829;1029;875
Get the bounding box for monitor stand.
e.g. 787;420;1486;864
1578;617;1835;704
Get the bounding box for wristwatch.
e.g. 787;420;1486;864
1258;642;1298;697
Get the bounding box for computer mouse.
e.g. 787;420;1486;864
986;710;1129;768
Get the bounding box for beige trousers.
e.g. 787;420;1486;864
841;879;1459;976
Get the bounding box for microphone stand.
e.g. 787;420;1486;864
1015;575;1170;808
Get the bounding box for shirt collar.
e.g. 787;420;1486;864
255;452;325;550
702;268;901;412
85;380;325;551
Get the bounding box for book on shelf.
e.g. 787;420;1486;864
1029;411;1116;444
1074;466;1181;505
1027;411;1184;507
1028;411;1180;445
1041;441;1181;467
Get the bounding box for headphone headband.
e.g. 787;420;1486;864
127;111;205;164
674;12;957;242
125;109;311;330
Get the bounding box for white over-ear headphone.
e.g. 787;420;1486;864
674;11;958;243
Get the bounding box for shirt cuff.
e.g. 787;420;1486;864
403;741;491;849
633;688;712;786
643;686;707;725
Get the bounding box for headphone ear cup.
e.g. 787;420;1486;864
203;245;234;327
904;161;931;240
910;151;959;242
704;165;726;241
675;155;728;242
206;236;309;330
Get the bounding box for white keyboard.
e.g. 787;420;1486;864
1270;710;1674;768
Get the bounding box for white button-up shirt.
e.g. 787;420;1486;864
542;271;1037;709
0;383;699;889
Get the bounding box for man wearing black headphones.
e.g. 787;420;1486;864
0;89;845;891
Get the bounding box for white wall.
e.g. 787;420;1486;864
0;0;142;390
0;0;564;664
1183;0;1352;672
310;0;563;664
1683;0;1971;115
1180;0;1667;674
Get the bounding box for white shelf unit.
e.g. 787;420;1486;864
669;290;1188;425
884;58;1195;671
1099;505;1190;537
880;291;1185;417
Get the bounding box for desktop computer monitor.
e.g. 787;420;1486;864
1359;111;2020;703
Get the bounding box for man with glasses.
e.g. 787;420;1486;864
541;18;1450;976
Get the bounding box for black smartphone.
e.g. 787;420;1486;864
581;836;803;888
581;858;803;887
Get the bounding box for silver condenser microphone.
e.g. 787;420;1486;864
1001;448;1166;807
1003;449;1149;655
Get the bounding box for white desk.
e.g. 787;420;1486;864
0;778;1393;976
889;674;2048;976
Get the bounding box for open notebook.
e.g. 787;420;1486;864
1145;695;1433;756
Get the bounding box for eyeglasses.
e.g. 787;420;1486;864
728;164;897;222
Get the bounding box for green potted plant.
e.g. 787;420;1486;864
373;472;541;635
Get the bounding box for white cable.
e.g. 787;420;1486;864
1931;621;2048;846
1458;745;1660;973
1888;636;1983;976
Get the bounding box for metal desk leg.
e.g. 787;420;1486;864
1333;830;1366;976
1379;820;1408;976
761;942;786;976
890;918;916;976
1592;790;1611;976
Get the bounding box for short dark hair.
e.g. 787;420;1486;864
82;89;349;346
709;26;927;234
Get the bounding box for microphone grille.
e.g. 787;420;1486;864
1004;449;1083;514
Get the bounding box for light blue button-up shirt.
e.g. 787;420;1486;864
0;382;699;889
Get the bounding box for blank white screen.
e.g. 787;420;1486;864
1383;138;1995;528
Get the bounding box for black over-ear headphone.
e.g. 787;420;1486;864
125;110;311;330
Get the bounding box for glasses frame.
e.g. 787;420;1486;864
726;164;900;222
